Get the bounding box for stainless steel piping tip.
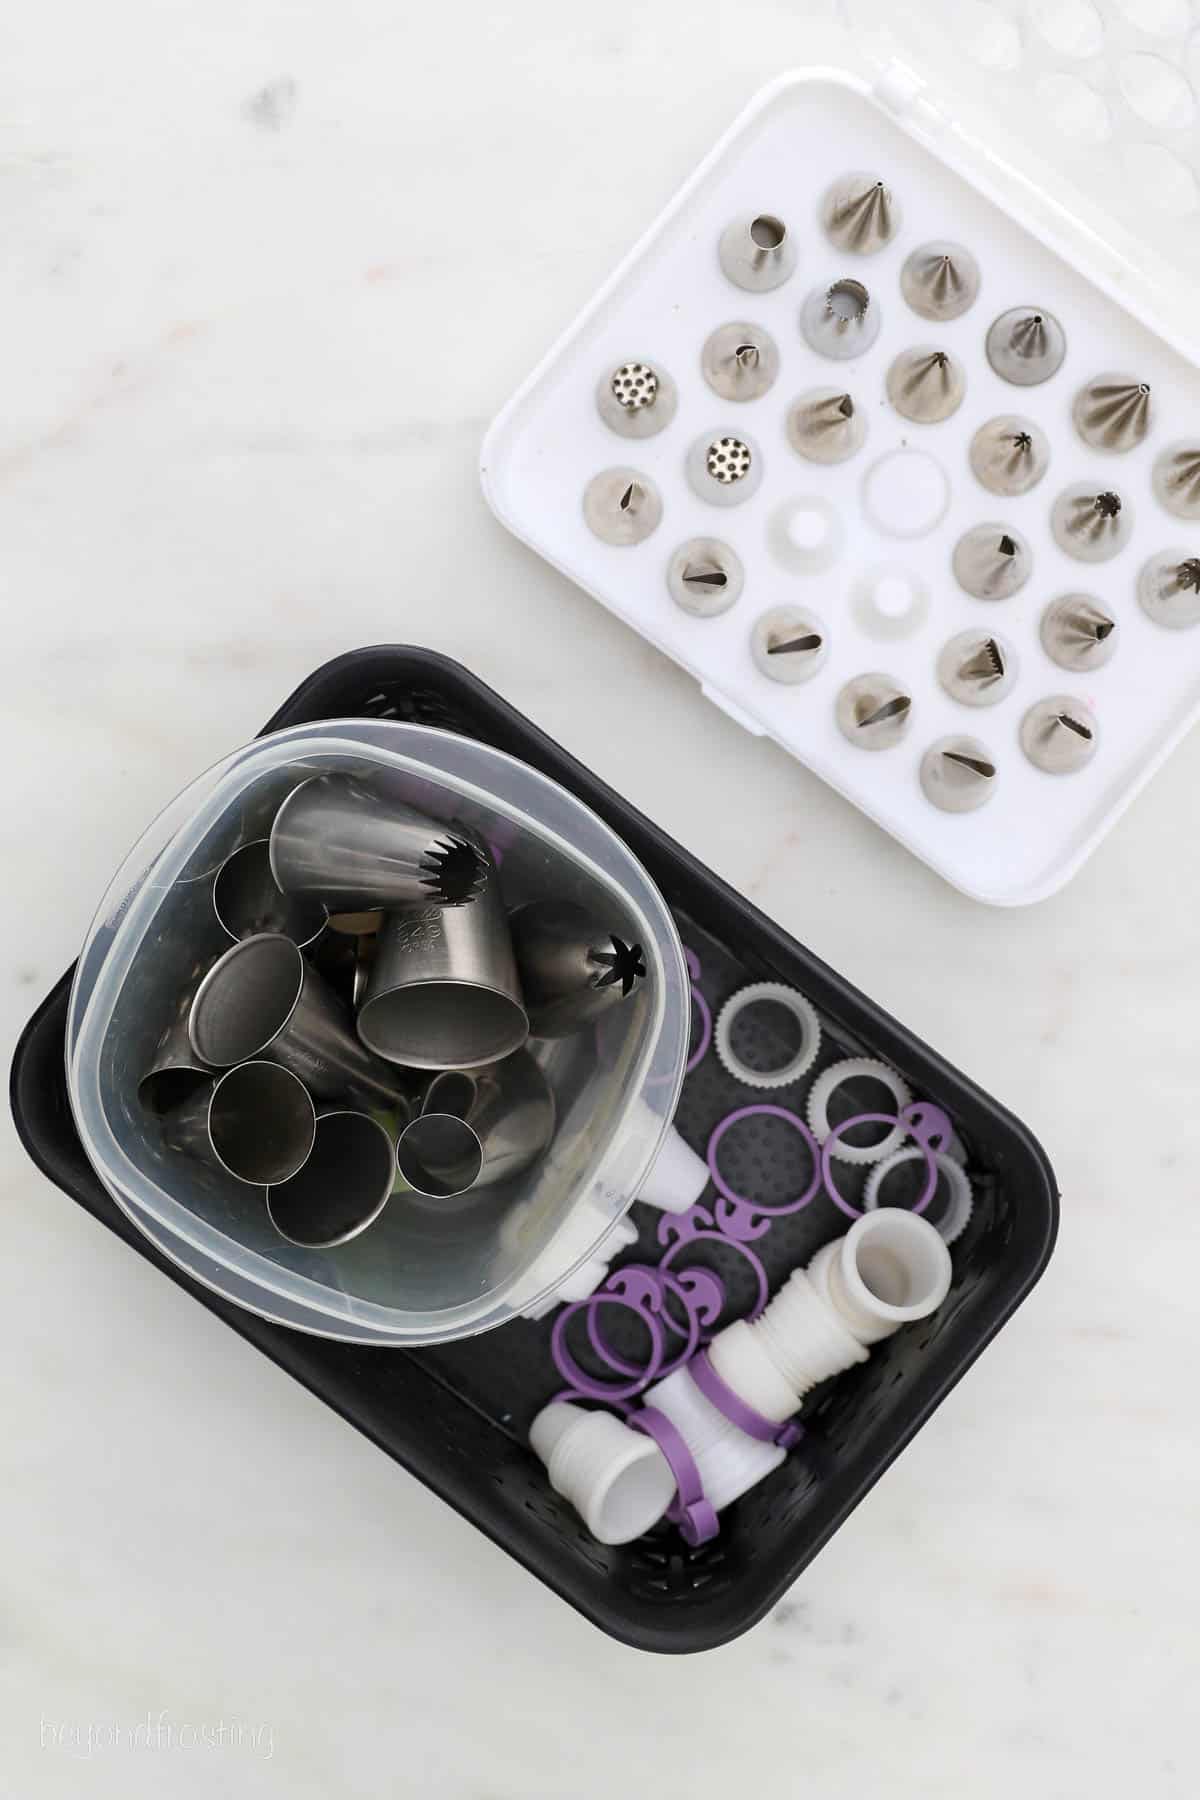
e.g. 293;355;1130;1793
968;415;1050;497
1072;373;1152;453
1040;594;1119;670
886;347;965;423
270;776;488;912
137;952;220;1116
718;212;796;293
189;933;415;1112
1152;442;1200;521
1137;550;1200;629
358;880;528;1071
1050;483;1133;563
666;537;743;617
162;1061;317;1187
266;1110;397;1247
951;524;1031;599
686;430;762;507
583;467;663;545
213;839;327;948
820;172;900;255
899;241;980;321
936;630;1018;706
919;737;997;813
396;1051;555;1197
596;360;678;438
750;606;828;684
800;277;880;360
786;387;866;464
510;900;645;1037
835;674;913;750
985;307;1067;386
701;322;779;402
1020;695;1099;775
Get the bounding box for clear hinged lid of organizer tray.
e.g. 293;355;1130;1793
66;720;689;1344
846;0;1200;358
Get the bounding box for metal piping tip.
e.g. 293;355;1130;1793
701;321;780;401
1072;374;1152;453
1138;549;1200;629
900;241;980;321
510;901;645;1037
985;307;1067;386
1051;483;1133;562
750;606;828;684
968;414;1050;497
920;736;997;813
835;674;913;750
583;466;663;544
951;523;1031;600
718;212;796;293
786;387;866;464
666;537;744;617
800;277;880;360
820;172;900;255
886;347;965;423
266;1110;397;1248
421;835;488;905
1040;595;1118;671
1152;442;1200;521
595;359;678;438
1020;695;1099;775
936;629;1017;706
686;430;762;507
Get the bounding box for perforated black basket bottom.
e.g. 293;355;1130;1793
9;648;1058;1653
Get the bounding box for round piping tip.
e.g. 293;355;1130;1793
820;172;900;255
1072;373;1152;453
163;1060;317;1187
266;1110;396;1247
718;212;796;293
899;240;979;321
985;307;1066;385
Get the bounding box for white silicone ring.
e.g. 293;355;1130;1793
863;1147;974;1246
714;982;822;1090
806;1057;913;1164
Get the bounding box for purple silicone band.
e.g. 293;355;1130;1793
551;1294;665;1400
820;1111;937;1221
707;1103;822;1225
631;1405;720;1546
659;1229;770;1326
585;1266;709;1382
688;1349;805;1451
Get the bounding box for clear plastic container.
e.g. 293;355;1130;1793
66;719;689;1344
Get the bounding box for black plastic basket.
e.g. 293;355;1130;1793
10;647;1058;1653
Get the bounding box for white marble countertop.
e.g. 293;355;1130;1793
4;4;1198;1795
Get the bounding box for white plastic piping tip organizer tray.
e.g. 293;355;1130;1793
481;68;1200;905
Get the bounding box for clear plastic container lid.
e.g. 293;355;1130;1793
66;720;689;1344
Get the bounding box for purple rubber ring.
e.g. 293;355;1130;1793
631;1405;720;1546
586;1266;715;1382
659;1231;770;1326
820;1111;937;1221
551;1294;666;1401
707;1103;822;1217
688;1349;804;1451
684;945;702;984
